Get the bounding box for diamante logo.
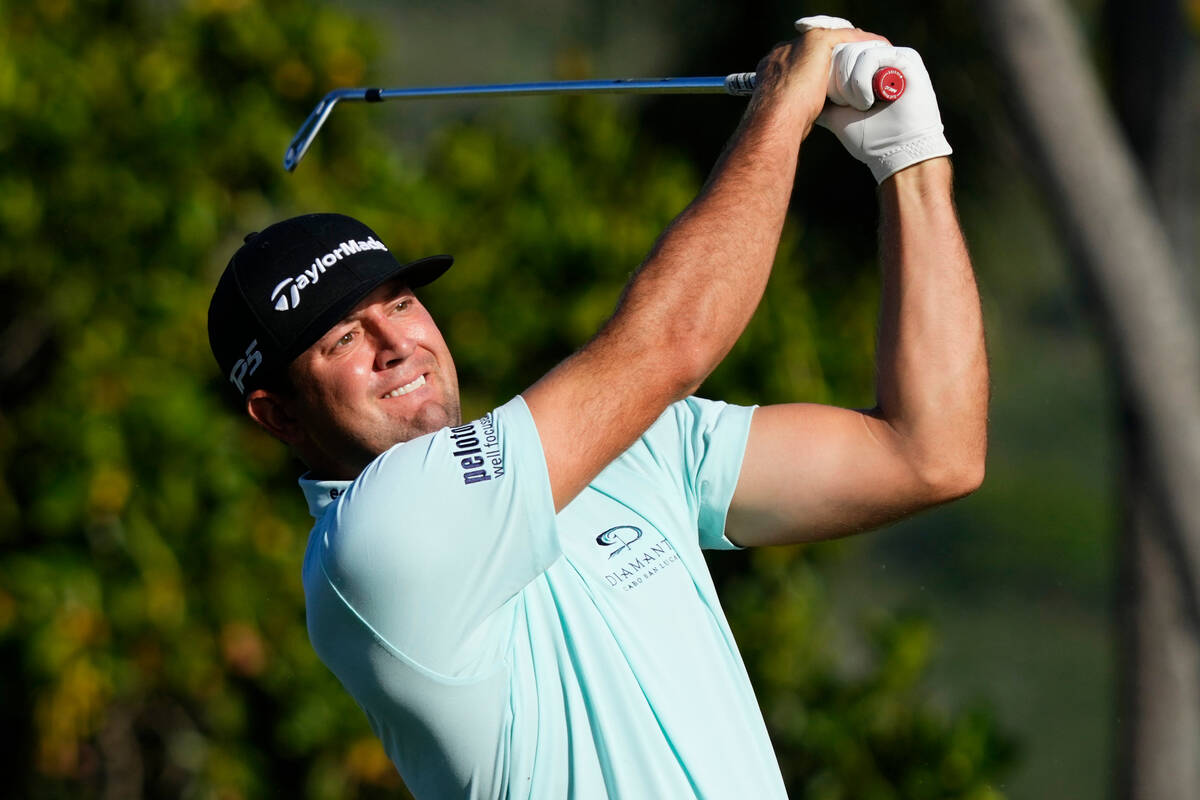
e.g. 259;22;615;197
599;532;680;592
596;525;643;559
269;237;389;312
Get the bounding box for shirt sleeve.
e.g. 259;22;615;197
310;396;559;674
642;397;757;551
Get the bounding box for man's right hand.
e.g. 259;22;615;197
750;19;889;136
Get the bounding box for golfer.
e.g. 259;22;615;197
208;16;986;799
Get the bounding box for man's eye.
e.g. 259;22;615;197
336;331;355;347
393;299;411;313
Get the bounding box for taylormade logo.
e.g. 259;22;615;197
270;237;388;312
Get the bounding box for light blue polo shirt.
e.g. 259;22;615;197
300;396;786;799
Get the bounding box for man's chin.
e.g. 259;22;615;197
400;400;461;442
336;401;463;477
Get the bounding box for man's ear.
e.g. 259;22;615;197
246;389;306;446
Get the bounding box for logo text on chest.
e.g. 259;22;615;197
600;534;679;592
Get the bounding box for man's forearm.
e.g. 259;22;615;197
523;93;810;511
524;28;892;511
590;27;893;392
604;90;812;387
874;158;988;492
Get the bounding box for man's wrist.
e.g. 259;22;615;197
881;156;953;198
733;93;816;163
747;73;820;132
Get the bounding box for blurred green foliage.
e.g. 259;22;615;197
0;0;1011;797
723;546;1014;799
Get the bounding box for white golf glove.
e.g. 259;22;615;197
795;15;952;183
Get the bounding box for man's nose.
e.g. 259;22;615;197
370;315;415;369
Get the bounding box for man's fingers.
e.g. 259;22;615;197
804;27;891;53
794;14;891;48
830;41;891;110
794;14;855;32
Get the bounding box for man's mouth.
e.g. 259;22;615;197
383;374;426;399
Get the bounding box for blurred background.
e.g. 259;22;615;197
2;0;1198;797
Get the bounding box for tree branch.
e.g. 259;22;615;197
977;0;1200;629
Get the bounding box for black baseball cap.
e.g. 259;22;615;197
208;213;452;398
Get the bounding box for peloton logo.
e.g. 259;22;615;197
269;237;389;312
596;525;643;559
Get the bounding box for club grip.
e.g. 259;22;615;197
871;67;905;101
724;68;906;102
724;73;758;95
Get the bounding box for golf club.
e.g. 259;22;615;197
282;67;906;172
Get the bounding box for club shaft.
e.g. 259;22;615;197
376;76;737;100
281;67;904;172
283;74;755;171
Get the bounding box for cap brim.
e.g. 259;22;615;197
285;254;453;362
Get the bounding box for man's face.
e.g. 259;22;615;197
283;279;461;478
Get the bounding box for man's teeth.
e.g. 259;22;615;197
385;375;426;398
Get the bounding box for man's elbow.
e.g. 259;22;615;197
917;449;986;504
656;326;720;397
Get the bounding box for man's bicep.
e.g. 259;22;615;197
727;403;940;547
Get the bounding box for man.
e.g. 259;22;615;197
207;15;986;799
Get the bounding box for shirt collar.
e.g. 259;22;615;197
299;472;351;519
